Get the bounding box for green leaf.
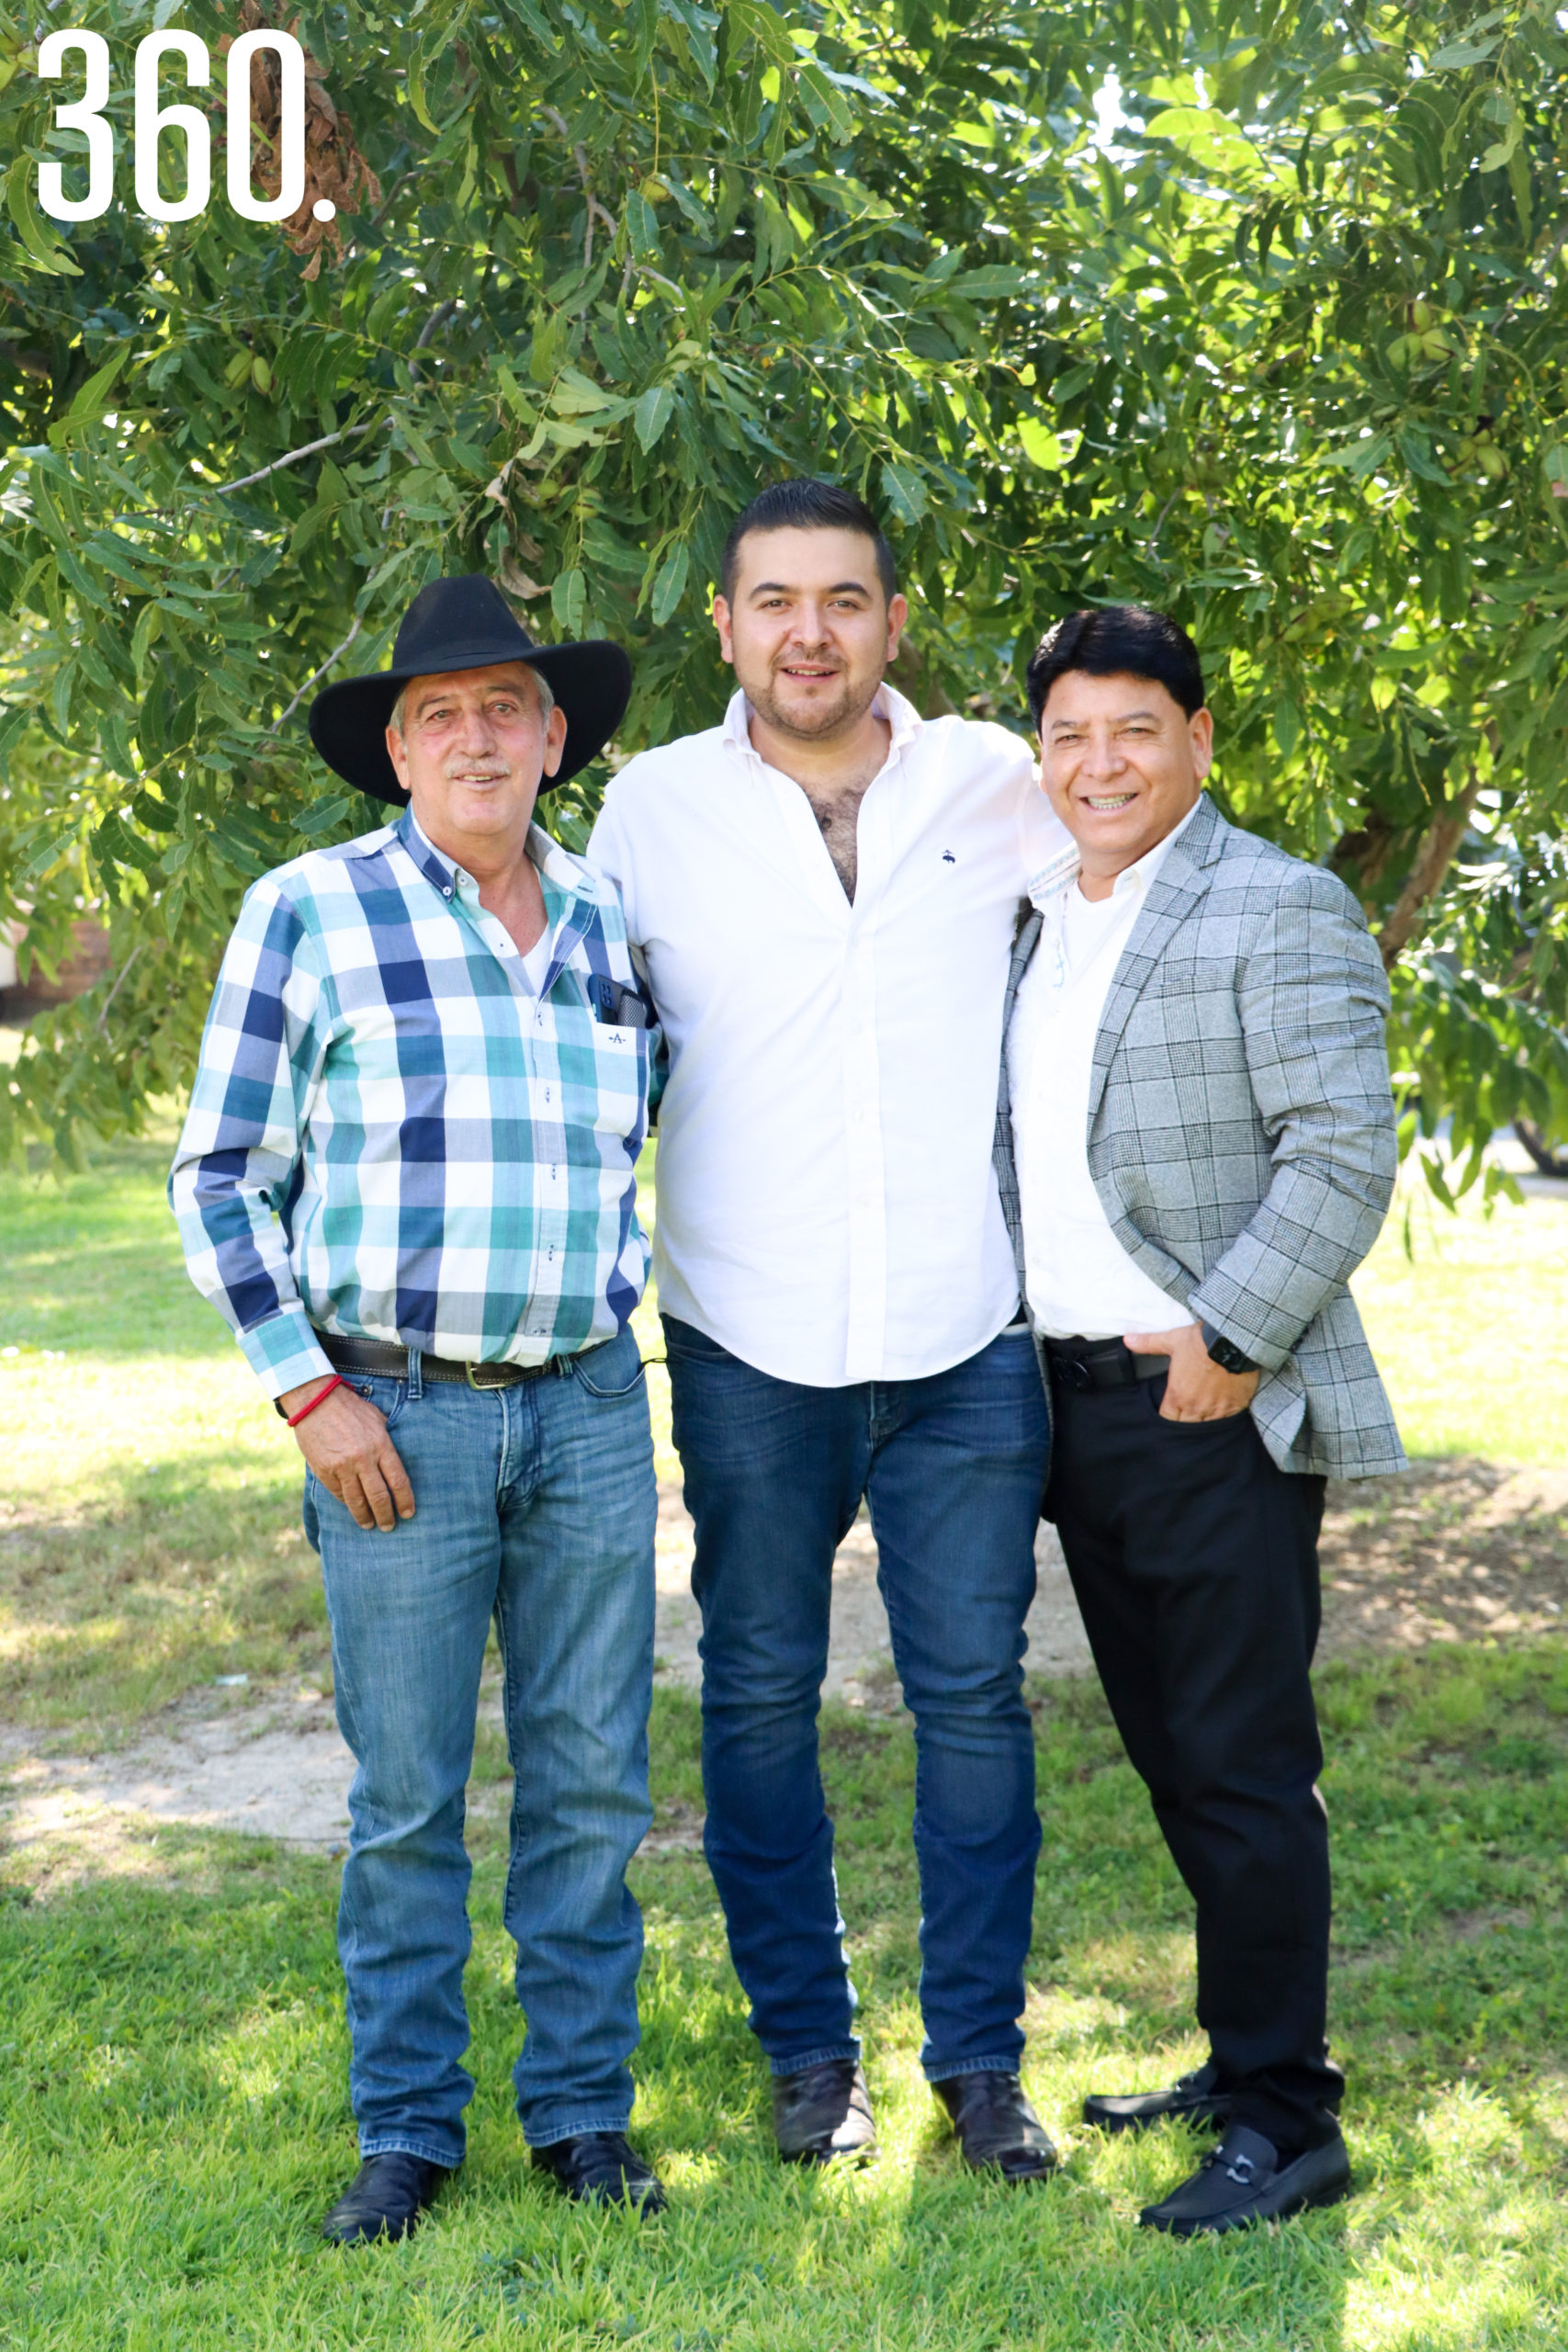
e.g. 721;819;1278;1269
944;266;1028;300
551;568;587;636
1017;416;1064;469
1427;36;1503;70
633;383;676;451
296;794;355;839
727;0;796;69
1323;432;1393;477
797;62;856;143
5;159;82;278
650;542;691;627
880;463;928;526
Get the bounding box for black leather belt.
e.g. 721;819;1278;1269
1043;1335;1168;1393
318;1332;601;1389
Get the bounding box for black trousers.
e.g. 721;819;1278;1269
1047;1372;1343;2151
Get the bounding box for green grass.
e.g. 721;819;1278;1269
5;1134;1568;2344
0;1128;673;1731
0;1128;1560;1735
1353;1174;1568;1467
5;1655;1568;2348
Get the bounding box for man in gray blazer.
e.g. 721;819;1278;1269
998;605;1403;2235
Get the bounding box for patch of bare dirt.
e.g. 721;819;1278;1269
3;1459;1563;1860
1318;1459;1568;1657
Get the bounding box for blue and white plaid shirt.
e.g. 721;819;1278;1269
170;808;657;1399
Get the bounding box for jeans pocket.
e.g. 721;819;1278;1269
572;1340;648;1401
660;1314;732;1367
353;1373;409;1431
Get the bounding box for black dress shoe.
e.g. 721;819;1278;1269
771;2060;879;2165
533;2131;667;2215
321;2152;451;2245
934;2072;1058;2183
1083;2059;1233;2136
1139;2123;1350;2235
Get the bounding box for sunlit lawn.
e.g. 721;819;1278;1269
3;1126;1568;2346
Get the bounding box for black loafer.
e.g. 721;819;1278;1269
321;2152;452;2245
1139;2123;1350;2235
533;2131;667;2215
934;2072;1058;2183
1083;2060;1232;2136
771;2059;879;2165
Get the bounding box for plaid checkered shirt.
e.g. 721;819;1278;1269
170;808;657;1401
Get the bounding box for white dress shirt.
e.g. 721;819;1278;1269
589;684;1071;1385
1009;797;1202;1340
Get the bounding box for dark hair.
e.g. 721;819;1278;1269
1025;605;1205;730
720;478;897;606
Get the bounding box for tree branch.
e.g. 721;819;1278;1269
270;616;363;733
216;429;349;495
413;298;458;352
1376;773;1481;971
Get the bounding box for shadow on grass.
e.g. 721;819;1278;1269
4;1655;1568;2347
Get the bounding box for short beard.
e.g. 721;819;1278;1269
746;662;881;744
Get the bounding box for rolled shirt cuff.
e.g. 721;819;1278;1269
239;1303;335;1401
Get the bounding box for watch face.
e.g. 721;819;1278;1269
1205;1328;1255;1375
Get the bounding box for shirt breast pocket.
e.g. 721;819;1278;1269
570;1020;651;1148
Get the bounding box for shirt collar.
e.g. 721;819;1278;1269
721;680;921;771
1029;791;1206;912
395;805;585;910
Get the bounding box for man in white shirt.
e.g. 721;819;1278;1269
998;604;1403;2236
590;480;1067;2182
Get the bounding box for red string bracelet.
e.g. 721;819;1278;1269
287;1374;345;1429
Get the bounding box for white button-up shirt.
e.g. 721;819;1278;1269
589;684;1069;1385
1009;797;1202;1341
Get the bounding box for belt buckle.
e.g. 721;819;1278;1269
465;1361;511;1391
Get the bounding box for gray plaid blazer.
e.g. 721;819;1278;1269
994;792;1405;1479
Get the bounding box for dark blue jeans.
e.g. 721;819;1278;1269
303;1323;657;2165
662;1315;1049;2083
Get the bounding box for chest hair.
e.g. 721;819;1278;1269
802;773;876;901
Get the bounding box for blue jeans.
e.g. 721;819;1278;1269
662;1316;1049;2083
302;1322;657;2165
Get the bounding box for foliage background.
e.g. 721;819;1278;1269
2;0;1567;1177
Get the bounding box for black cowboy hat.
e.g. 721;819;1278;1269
309;573;632;807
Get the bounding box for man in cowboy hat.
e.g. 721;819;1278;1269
171;576;667;2241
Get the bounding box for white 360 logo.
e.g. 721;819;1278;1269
37;28;334;225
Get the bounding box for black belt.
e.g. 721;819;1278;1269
317;1332;602;1390
1043;1335;1168;1393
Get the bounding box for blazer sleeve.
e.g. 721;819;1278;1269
1187;866;1397;1372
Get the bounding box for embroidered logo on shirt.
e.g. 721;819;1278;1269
942;850;956;865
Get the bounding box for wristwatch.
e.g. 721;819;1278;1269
1201;1320;1259;1376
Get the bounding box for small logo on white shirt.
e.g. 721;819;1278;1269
942;850;956;865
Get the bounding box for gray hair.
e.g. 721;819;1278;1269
388;662;555;739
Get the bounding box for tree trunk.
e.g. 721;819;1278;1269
1374;775;1480;971
887;640;956;718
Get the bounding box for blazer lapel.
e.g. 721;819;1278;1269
1086;795;1227;1122
997;902;1043;1122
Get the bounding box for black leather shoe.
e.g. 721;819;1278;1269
1139;2123;1350;2235
771;2060;879;2165
934;2072;1058;2183
533;2131;667;2215
1083;2059;1232;2136
321;2152;451;2245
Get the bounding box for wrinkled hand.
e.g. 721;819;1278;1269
280;1377;416;1531
1122;1322;1261;1423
